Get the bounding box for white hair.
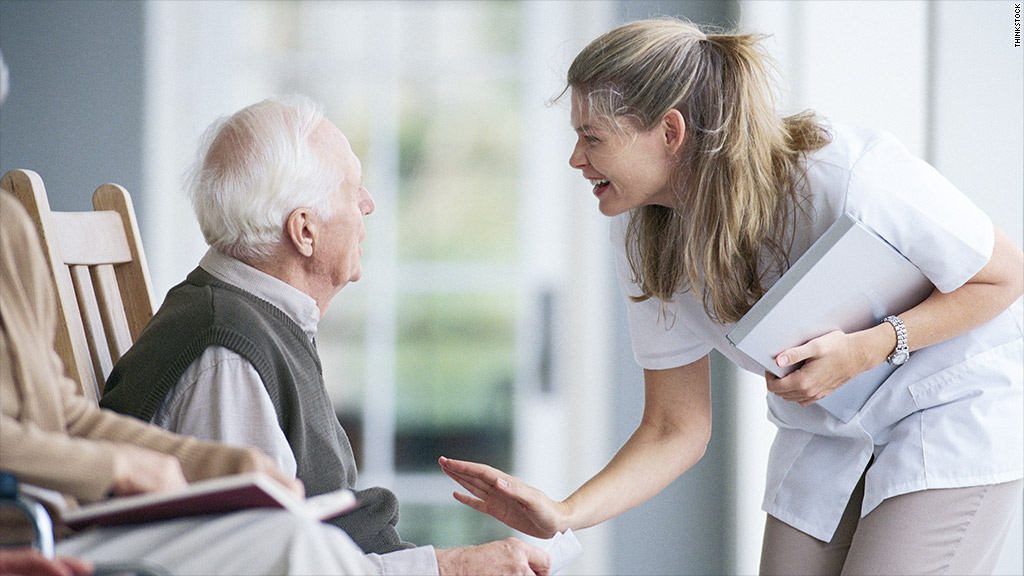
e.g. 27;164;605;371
186;94;341;262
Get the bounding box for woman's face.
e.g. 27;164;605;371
568;93;680;217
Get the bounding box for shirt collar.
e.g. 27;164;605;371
198;248;320;340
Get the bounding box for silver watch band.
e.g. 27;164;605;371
883;314;909;366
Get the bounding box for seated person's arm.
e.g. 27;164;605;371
1;409;132;502
1;338;299;500
3;389;297;502
0;332;129;501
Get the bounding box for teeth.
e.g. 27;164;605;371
589;179;609;187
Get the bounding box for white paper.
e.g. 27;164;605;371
543;529;583;574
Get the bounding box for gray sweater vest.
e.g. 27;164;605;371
102;267;411;553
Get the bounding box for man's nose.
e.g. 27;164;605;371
360;187;375;215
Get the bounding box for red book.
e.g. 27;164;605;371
51;473;357;530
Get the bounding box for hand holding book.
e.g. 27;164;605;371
110;442;304;501
726;213;934;421
766;326;894;407
110;444;189;496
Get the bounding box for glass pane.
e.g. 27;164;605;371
398;503;514;549
314;2;523;478
318;287;367;447
396;79;521;263
395;292;515;472
399;1;521;61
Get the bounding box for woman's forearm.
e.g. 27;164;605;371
861;226;1024;367
775;226;1024;405
563;358;713;530
563;415;709;529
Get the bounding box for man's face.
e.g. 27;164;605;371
311;120;375;297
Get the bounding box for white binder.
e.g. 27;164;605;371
727;213;934;421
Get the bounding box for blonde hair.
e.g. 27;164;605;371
567;18;830;323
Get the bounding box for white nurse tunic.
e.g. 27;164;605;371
612;124;1024;541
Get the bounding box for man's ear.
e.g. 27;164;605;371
662;109;686;155
286;208;316;257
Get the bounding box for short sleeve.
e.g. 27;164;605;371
610;215;713;370
843;133;993;293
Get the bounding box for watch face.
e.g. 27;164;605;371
890;351;910;366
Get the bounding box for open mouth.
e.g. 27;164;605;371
589;179;610;195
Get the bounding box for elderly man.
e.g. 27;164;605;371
101;95;550;576
1;188;371;576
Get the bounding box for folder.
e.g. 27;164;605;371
726;213;934;421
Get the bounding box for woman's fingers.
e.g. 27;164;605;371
440;456;515;498
443;470;501;500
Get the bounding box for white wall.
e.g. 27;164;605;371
0;0;146;213
738;2;1023;575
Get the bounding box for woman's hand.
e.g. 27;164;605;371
768;225;1024;408
439;456;568;539
767;326;887;406
442;360;711;536
110;444;188;496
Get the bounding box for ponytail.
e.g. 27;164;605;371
567;18;830;323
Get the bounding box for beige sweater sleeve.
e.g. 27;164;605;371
0;332;264;504
0;330;114;503
61;384;263;485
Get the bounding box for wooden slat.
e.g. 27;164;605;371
93;183;156;341
91;263;133;370
68;265;108;398
51;211;132;266
2;169;96;401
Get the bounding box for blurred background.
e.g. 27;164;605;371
1;1;1020;574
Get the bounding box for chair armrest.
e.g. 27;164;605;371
0;472;55;559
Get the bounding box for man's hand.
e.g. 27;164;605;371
435;539;551;576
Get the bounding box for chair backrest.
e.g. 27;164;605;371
1;169;157;402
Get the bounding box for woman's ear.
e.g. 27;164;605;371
662;109;686;155
286;208;316;257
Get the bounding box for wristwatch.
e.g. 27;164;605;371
883;315;909;366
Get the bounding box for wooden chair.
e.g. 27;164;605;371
1;169;157;402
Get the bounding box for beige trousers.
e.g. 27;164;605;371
760;474;1023;576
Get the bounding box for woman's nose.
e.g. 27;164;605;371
568;141;586;170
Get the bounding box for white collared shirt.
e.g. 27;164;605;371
614;124;1024;541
